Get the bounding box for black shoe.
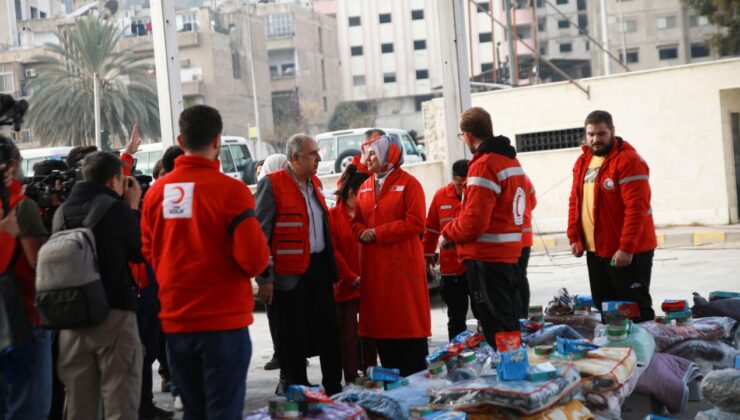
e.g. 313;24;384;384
140;404;175;420
264;355;280;371
160;376;171;393
275;378;288;396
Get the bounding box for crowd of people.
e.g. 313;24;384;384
0;104;657;419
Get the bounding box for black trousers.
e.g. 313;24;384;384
586;250;655;322
517;247;532;319
136;284;161;411
440;273;470;341
266;302;279;358
273;251;342;395
375;338;428;377
465;260;521;348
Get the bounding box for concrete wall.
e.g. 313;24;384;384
425;58;740;232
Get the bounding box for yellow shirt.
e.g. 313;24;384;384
581;156;605;252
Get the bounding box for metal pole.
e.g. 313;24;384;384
93;73;101;149
151;0;183;147
244;5;262;157
618;0;628;66
599;0;611;75
503;0;516;85
532;1;539;83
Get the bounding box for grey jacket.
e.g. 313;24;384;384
254;172;338;291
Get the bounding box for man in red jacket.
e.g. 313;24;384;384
441;107;528;348
141;105;270;418
423;159;469;341
567;110;656;321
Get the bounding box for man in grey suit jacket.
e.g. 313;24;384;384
255;134;342;396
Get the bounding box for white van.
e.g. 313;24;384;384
130;136;256;181
20;146;74;176
314;128;426;175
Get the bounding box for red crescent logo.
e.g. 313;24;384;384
172;186;185;204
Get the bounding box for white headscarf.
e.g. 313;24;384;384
257;154;288;181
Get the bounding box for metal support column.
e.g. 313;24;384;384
150;0;183;147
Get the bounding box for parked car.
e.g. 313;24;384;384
315;128;426;176
19;146;74;176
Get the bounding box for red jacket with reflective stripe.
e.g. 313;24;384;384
442;138;528;264
567;138;656;257
352;168;431;339
267;169;330;276
423;183;465;276
141;155;269;333
522;176;537;248
328;202;360;302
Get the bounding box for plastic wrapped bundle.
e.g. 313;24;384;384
572;347;637;392
695;408;740;420
639;317;736;351
525;325;584;347
428;364;582;416
521;400;594;420
634;353;703;415
243;402;369;419
545;288;576;316
691;294;740;321
583;365;643;419
332;390;404;419
662;339;738;374
544;314;602;339
701;369;740;414
593;324;656;365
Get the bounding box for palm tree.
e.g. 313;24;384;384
28;17;160;147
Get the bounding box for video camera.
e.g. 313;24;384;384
24;169;78;209
0;94;28;133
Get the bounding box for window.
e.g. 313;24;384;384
231;52;241;79
400;135;418;155
578;14;588;30
619;48;639;64
281;63;295;75
229;145;252;174
414;40;427;50
656;16;676;29
30;7;38;18
381;43;394;53
538;18;546;32
689;15;710;27
539;45;548;55
348;16;361;26
379;13;391;24
479;32;492;43
269;65;278;78
318;138;336;160
536;0;544;7
219;147;237;174
559;43;572;53
515;127;585;152
351;46;363;56
577;0;586;11
658;45;678;60
383;72;396;83
266;13;294;38
411;9;424;20
323;97;328;112
516;24;532;39
0;73;14;94
558;19;569;29
556;0;568;4
691;43;710;58
416;69;429;80
353;75;365;86
476;1;490;13
620;19;637;32
481;62;494;72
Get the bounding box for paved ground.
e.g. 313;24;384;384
152;243;740;419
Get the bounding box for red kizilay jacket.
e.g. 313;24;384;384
567;137;656;258
328;201;360;302
443;136;528;264
423;183;465;276
141;155;270;333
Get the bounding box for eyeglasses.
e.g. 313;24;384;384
457;133;466;141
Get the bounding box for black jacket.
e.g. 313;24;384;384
62;182;143;311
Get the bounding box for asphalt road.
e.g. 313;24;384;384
152;244;740;419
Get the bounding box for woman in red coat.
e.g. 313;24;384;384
352;135;431;376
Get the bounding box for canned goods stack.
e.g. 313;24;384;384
607;318;632;342
661;299;692;324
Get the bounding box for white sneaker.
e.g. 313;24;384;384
174;396;184;412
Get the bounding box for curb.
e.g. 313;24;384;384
531;230;740;252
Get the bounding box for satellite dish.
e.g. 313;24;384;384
104;0;118;15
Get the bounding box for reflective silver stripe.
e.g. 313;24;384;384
647;208;653;216
440;217;454;223
440;205;453;210
618;175;649;185
522;227;533;233
496;167;526;182
276;249;304;255
476;232;523;243
276;222;303;227
425;228;440;234
467;177;501;194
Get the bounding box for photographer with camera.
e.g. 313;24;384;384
0;136;53;420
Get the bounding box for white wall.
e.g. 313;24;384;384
425;58;740;231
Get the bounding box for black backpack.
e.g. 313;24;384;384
0;245;32;355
